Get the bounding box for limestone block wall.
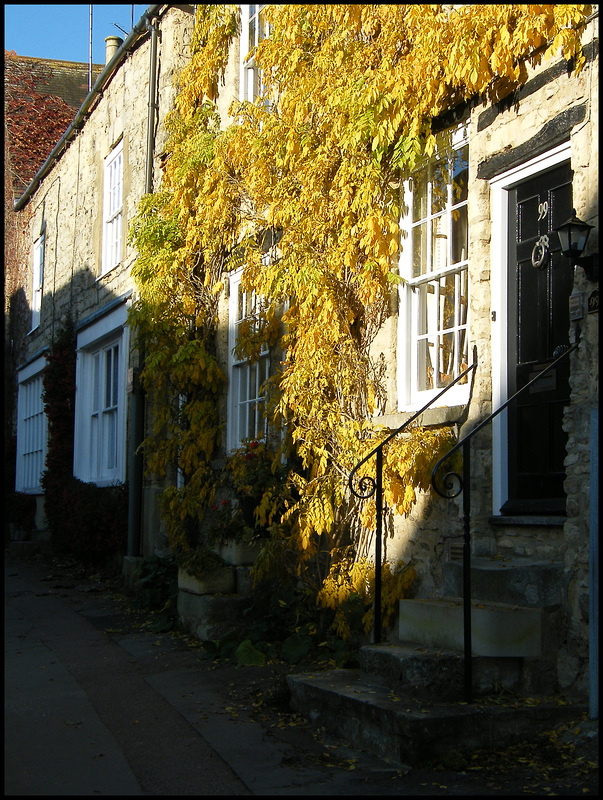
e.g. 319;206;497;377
366;25;598;659
20;8;195;364
16;8;195;554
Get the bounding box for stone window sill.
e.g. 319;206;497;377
489;515;566;527
374;406;465;429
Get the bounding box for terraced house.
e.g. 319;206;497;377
6;4;599;747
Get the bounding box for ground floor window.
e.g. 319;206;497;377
227;267;270;451
15;355;48;493
73;302;129;485
397;124;470;409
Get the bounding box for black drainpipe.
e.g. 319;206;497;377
127;16;159;558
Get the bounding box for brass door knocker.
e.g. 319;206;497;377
531;234;550;269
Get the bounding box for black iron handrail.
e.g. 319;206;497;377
348;345;478;645
431;340;579;702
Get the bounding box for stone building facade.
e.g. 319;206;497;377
8;6;598;703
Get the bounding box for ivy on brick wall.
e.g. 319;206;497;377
4;52;76;192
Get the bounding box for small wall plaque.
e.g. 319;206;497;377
570;292;584;321
587;289;599;314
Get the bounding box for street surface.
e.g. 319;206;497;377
5;551;598;795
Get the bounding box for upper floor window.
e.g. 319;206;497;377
398;125;469;409
239;4;270;102
102;141;123;275
228;266;270;450
31;232;45;332
15;356;48;493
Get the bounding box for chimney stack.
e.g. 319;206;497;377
105;35;123;64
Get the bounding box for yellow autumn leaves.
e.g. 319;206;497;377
129;3;589;624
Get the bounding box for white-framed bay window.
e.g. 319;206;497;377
398;124;470;409
15;354;48;493
227;267;270;451
101;140;123;275
239;4;270;102
30;231;45;332
74;302;129;485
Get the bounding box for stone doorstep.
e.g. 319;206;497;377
287;669;587;767
442;557;564;609
399;597;543;657
178;566;236;595
7;540;52;556
177;591;252;641
213;540;261;567
359;642;531;698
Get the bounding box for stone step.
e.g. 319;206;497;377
287;668;585;766
442;557;563;608
358;642;555;698
399;597;543;657
177;591;252;641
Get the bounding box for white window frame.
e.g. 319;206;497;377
398;124;470;410
30;232;45;332
74;303;129;486
15;355;48;493
101;140;123;275
227;266;270;451
239;4;270;103
489;141;572;515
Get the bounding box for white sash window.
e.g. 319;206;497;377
398;125;470;409
239;4;270;102
101;141;123;275
15;356;48;493
74;304;129;485
227;267;270;450
31;233;44;331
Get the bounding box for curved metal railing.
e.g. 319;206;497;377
348;345;478;644
430;340;579;701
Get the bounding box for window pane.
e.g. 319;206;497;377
247;402;256;440
412;168;427;221
412;221;428;278
112;346;119;406
452;145;468;204
418;282;436;336
459;268;468;326
451;204;468;264
258;7;267;42
417;337;435;391
438;274;456;331
249;362;257;401
430;160;448;214
105;410;117;470
431;215;448;271
438;332;455;387
249;6;256;46
92;353;100;412
105;350;112;409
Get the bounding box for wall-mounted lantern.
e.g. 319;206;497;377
555;209;598;281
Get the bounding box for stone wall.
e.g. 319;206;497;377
20;8;195;360
16;8;196;552
369;21;598;694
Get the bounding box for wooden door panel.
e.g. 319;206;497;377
503;162;572;514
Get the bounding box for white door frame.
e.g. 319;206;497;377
489;141;571;515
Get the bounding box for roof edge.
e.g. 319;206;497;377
12;4;167;212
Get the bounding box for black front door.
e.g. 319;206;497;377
503;162;573;515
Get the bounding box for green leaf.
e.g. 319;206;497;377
235;639;266;666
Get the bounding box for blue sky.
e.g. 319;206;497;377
4;5;148;65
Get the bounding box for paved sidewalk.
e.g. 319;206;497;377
5;552;598;796
4;554;402;796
